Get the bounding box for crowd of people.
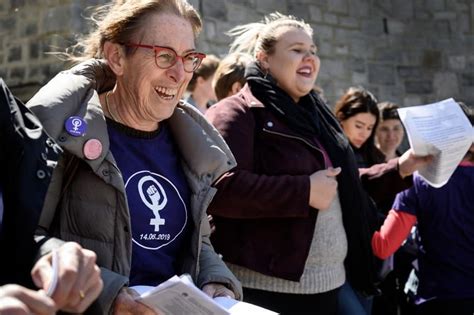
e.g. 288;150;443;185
0;1;472;314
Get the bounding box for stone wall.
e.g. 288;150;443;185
1;0;473;107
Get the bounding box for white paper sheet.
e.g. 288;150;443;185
398;98;473;188
131;275;279;315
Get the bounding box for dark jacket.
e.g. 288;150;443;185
0;78;61;286
206;84;380;294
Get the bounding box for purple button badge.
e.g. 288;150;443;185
64;116;87;137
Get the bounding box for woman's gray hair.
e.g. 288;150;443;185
66;0;201;63
227;12;313;58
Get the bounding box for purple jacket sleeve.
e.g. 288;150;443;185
205;98;311;219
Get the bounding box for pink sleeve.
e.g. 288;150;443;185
372;210;417;259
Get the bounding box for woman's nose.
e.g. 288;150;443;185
167;59;186;83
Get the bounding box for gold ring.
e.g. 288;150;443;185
79;290;85;300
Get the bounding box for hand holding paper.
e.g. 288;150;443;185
398;98;473;187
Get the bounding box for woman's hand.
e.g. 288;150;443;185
31;242;103;313
0;284;55;315
113;287;157;315
398;149;433;178
309;167;341;210
202;283;235;299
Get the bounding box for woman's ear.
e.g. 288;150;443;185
256;51;269;71
230;81;243;96
103;41;125;76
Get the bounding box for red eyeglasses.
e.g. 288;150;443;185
126;43;206;73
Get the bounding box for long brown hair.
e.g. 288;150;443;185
335;87;385;164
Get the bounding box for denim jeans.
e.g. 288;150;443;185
337;281;373;315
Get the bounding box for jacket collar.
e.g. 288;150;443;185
240;84;264;108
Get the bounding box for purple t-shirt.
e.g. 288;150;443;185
108;119;191;286
393;165;474;302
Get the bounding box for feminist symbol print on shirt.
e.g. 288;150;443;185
126;171;188;250
139;175;167;231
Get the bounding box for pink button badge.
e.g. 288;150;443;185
83;139;103;160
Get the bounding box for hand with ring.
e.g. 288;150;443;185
31;242;103;313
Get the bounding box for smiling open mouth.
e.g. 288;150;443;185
155;86;177;100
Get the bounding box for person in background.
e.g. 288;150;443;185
212;52;251;101
372;103;474;315
374;101;417;315
206;12;382;315
334;87;431;315
376;102;405;161
27;0;241;313
0;79;103;314
185;54;220;113
334;87;429;215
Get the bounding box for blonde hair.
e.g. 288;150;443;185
69;0;201;62
227;12;313;58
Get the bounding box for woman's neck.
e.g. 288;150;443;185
378;146;398;161
191;91;209;113
101;90;159;132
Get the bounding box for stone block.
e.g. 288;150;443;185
425;0;445;12
461;73;474;87
368;63;395;85
8;45;22;62
362;18;384;36
334;28;358;43
308;5;323;22
317;42;332;57
347;37;370;59
335;44;349;55
391;0;414;20
433;72;459;99
387;19;405;34
448;55;466;70
256;0;286;13
433;11;456;20
374;48;402;64
43;5;73;33
397;66;422;79
202;0;227;21
287;2;312;21
458;13;470;33
472;3;474;32
422;50;442;69
0;16;16;34
9;66;25;82
29;42;39;59
319;58;346;79
10;0;26;8
323;13;338;25
350;57;366;73
434;20;452;36
405;80;433;94
327;0;348;14
403;95;423;106
339;16;359;29
376;0;392;12
348;0;368;18
352;71;368;85
227;3;261;23
313;23;333;40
